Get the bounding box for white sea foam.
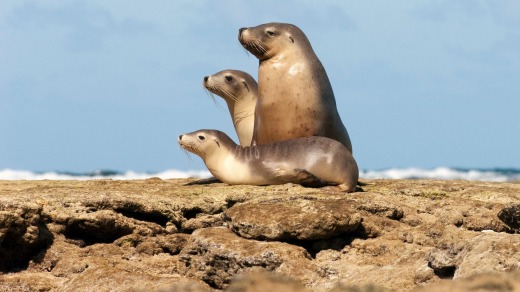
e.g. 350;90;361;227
0;169;211;181
360;167;518;182
0;167;518;182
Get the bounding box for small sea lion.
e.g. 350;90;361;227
203;70;258;146
178;129;358;192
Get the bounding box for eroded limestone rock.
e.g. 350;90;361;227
498;204;520;233
0;202;53;272
0;179;519;291
224;198;362;241
180;227;314;289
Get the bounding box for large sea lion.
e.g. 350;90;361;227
238;22;353;153
178;129;358;192
203;70;258;146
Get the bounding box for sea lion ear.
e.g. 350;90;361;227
214;140;220;148
242;81;250;92
289;36;294;43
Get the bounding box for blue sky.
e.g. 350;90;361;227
1;1;519;172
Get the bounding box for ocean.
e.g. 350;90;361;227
1;167;519;182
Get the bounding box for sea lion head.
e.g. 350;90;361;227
238;22;311;61
203;70;257;103
178;130;236;161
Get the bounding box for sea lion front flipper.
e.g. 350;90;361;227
184;176;221;186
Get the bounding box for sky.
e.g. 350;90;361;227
1;0;519;173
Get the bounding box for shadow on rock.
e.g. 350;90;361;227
0;203;54;272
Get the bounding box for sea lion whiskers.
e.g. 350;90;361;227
203;88;224;111
218;86;239;102
245;38;267;55
179;146;193;161
241;46;252;57
179;140;204;159
207;84;239;102
254;41;268;54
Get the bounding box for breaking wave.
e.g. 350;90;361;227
1;167;519;182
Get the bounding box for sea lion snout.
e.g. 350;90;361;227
178;134;183;141
238;27;247;37
203;76;208;82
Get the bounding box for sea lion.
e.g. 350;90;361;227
238;22;353;153
203;70;258;147
178;129;358;192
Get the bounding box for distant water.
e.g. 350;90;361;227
1;167;519;182
361;167;520;182
0;169;211;181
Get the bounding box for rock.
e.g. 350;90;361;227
0;273;64;292
329;283;393;292
63;266;209;292
426;248;458;278
226;270;310;292
83;198;183;229
114;233;190;255
181;213;224;232
0;202;53;272
0;179;519;291
454;232;520;279
56;210;135;245
498;204;520;232
422;227;520;281
356;198;404;220
413;270;520;292
179;227;315;289
224;198;362;241
413;264;437;285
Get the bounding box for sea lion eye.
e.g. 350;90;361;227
198;135;205;141
266;30;275;37
225;76;233;82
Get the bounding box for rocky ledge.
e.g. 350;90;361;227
0;179;519;291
